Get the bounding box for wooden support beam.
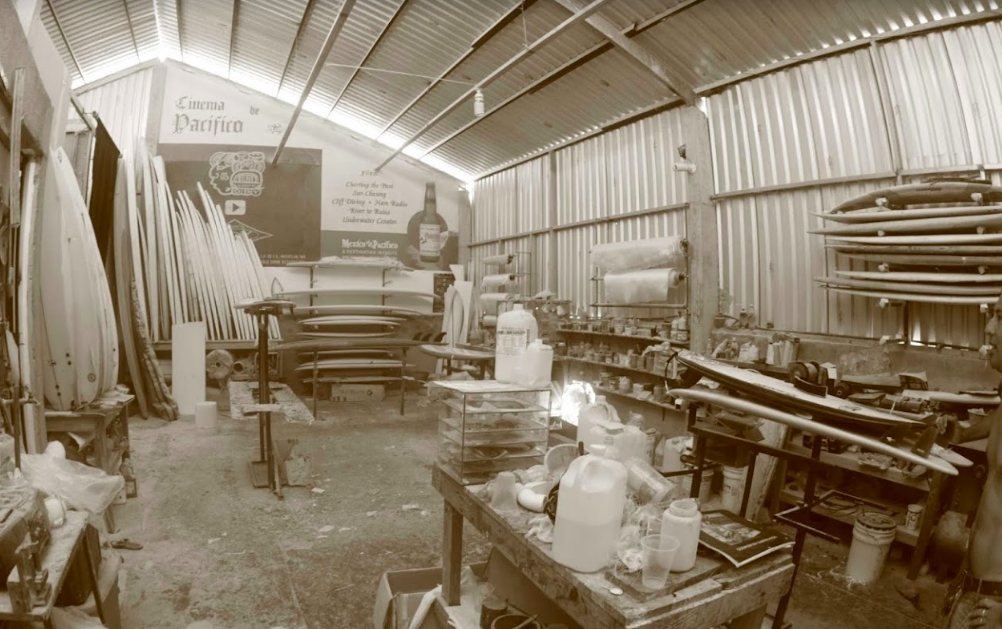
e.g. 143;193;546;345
277;0;319;95
43;0;85;82
272;0;357;165
375;0;614;172
551;0;696;104
681;106;717;355
9;69;23;226
228;0;241;77
375;0;537;139
325;0;410;117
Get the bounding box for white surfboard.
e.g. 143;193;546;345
297;350;396;359
836;270;1002;283
293;305;423;317
276;288;437;300
294;359;407;372
832;251;1002;267
817;277;1001;296
812;213;1002;236
816;204;1002;224
300;316;407;325
830;234;1002;245
302;332;396;339
825;287;994;306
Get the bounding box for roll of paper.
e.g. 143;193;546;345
591;237;685;273
480;293;513;315
604;268;683;304
483;253;515;267
482;315;498;327
482;274;516;288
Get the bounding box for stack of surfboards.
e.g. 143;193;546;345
131;144;278;342
40;148;120;411
814;181;1002;306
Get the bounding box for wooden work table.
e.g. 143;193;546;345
432;466;794;629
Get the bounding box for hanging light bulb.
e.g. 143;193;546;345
474;89;485;117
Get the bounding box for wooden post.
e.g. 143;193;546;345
547;151;558;294
442;502;463;606
681;106;718;356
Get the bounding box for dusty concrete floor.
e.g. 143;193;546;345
111;389;949;629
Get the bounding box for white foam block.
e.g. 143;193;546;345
172;322;206;417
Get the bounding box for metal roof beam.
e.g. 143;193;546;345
419;0;705;158
374;0;538;139
326;0;410;117
552;0;696;105
277;0;320;95
44;0;85;82
273;0;357;165
175;0;184;58
228;0;241;77
121;0;141;61
375;0;614;172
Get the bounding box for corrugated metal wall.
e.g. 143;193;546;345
75;66;155;156
472;18;1002;350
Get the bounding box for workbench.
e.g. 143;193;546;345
0;511;101;627
44;394;134;476
432;466;794;629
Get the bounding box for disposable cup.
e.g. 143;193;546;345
641;534;680;590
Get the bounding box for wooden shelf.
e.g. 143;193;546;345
556;329;688;346
564;356;675;380
779;488;919;547
593;385;684;414
153;340;259;352
785;435;930;491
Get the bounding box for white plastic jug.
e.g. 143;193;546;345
576;396;620;453
495;304;538;383
515;339;553;388
661;498;702;572
552;447;628;572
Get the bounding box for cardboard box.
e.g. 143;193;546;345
373;563;486;629
331;384;385;402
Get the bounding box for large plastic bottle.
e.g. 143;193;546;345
576;396;620;453
661;498;702;572
553;436;628;572
515;339;553;388
494;304;538;383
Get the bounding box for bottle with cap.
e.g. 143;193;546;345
661;498;701;572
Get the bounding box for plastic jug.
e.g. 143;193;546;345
626;411;656;464
576;396;620;453
661;498;702;572
495;304;538;383
515;339;553;388
553;438;628;572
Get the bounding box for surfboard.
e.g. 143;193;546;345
817;204;1002;224
824;287;994;306
293;359;407;372
113;157;148;418
832;251;1002;267
830;234;1002;246
275;338;432;352
828;244;1002;256
276;288;437;300
676;351;922;427
297;350;395;359
836;270;1002;283
811;213;1002;236
301;332;396;339
293;305;423;317
902;389;1000;406
303;376;408;384
668;388;958;476
300;316;406;326
17;160;42;442
816;277;1001;296
831;182;1002;213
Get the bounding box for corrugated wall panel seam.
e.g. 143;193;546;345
76;66;155;156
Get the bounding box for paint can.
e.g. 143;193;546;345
845;512;897;584
905;503;923;532
195;401;219;435
632;383;645;397
619;376;632;394
720;465;747;514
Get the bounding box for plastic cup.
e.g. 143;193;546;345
641;534;680;590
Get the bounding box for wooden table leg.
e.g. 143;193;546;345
729;604;766;629
119;401;131;454
442;502;463;606
84;529;107;624
93;416;107;472
909;471;944;579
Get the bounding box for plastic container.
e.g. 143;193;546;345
661;498;702;572
679;466;712;504
641;534;680;589
553;439;628;573
490;471;519;511
627;412;656;464
905;504;923;532
515;339;553;388
624;457;675;504
613;425;649;462
576;396;621;453
844;512;897;584
658;436;688;473
495;304;538;383
720;465;747;514
195;401;219;435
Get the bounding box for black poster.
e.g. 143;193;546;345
158;144;322;265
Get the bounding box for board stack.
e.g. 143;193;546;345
814;181;1002;306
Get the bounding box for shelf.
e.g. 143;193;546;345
556;329;688;346
589;302;686;309
563;356;675;380
442;398;548;416
785;436;930;491
593;385;683;414
779;488;919;547
287;259;412;271
153;340;260;352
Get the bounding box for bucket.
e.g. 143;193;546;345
195;401;219;435
845;512;897;584
491;615;541;629
679;466;712;504
720;465;747;514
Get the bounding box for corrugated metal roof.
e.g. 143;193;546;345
38;0;1002;178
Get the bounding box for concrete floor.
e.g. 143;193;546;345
111;390;949;629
